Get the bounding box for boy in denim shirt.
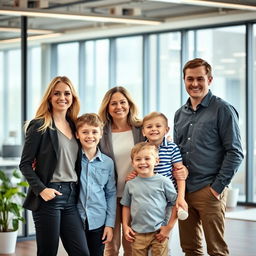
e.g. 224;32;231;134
76;113;116;256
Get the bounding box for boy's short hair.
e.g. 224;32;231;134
76;113;103;131
131;142;158;160
142;112;168;127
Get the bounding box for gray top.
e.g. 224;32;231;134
120;174;177;233
51;129;78;182
174;90;244;194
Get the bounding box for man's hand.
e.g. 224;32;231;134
210;187;220;200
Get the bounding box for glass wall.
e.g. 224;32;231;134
253;24;256;203
57;42;79;89
193;26;246;201
83;39;109;113
116;36;143;116
0;51;3;151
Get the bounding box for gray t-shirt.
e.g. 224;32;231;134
51;129;78;182
120;173;177;233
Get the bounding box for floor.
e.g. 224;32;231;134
1;208;256;256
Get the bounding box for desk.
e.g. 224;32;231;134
0;157;20;170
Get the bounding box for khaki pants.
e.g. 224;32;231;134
179;185;229;256
132;231;168;256
104;198;132;256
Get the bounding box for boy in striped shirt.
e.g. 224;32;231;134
142;112;187;213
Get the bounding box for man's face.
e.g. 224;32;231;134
184;66;213;103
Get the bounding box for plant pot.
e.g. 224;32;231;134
0;230;18;254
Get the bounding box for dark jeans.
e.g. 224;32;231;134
32;182;90;256
84;219;105;256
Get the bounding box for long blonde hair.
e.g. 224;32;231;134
33;76;80;132
98;86;141;127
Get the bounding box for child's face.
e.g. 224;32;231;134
76;123;102;151
142;116;169;145
132;148;159;178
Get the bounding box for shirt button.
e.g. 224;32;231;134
188;137;191;140
186;152;189;154
190;123;193;126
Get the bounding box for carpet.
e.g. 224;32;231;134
225;208;256;222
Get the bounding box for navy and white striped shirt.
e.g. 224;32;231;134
154;137;182;190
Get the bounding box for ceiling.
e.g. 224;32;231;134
0;0;256;43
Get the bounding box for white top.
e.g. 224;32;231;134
112;130;134;197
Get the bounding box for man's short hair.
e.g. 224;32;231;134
183;58;212;79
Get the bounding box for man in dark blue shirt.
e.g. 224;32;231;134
174;58;244;256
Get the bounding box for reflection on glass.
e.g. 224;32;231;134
195;26;246;201
116;36;143;115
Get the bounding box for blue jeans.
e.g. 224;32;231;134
32;182;90;256
84;219;105;256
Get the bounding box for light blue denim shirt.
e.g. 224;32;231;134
77;148;116;230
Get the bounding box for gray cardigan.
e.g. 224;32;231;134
99;122;145;180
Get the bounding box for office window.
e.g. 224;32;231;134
7;49;22;145
57;42;79;89
158;32;181;134
116;36;143;116
84;39;109;113
27;47;42;120
195;26;246;201
0;51;3;150
253;24;256;203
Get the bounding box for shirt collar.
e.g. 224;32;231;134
185;90;213;110
82;148;103;162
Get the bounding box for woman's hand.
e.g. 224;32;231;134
39;188;62;201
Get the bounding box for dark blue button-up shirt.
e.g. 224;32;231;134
174;90;244;194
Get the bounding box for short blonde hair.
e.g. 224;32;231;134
131;142;158;160
76;113;103;131
98;86;141;127
33;76;80;132
142;112;168;127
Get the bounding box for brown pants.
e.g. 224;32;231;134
104;198;132;256
179;185;229;256
132;231;168;256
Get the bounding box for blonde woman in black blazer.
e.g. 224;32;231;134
19;76;89;256
98;86;144;256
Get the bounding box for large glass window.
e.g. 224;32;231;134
158;32;181;134
253;24;256;203
57;42;79;89
27;47;42;120
84;39;109;113
116;36;143;116
194;26;246;201
0;51;3;150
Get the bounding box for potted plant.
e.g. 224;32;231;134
0;169;28;254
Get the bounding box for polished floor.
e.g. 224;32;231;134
1;215;256;256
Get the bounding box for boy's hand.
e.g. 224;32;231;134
155;226;172;243
125;170;138;182
102;226;113;244
123;225;135;242
173;165;188;180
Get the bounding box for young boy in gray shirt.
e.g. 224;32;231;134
121;142;177;256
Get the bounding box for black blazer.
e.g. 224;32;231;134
19;118;81;211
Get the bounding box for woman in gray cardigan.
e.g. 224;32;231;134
99;86;144;256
